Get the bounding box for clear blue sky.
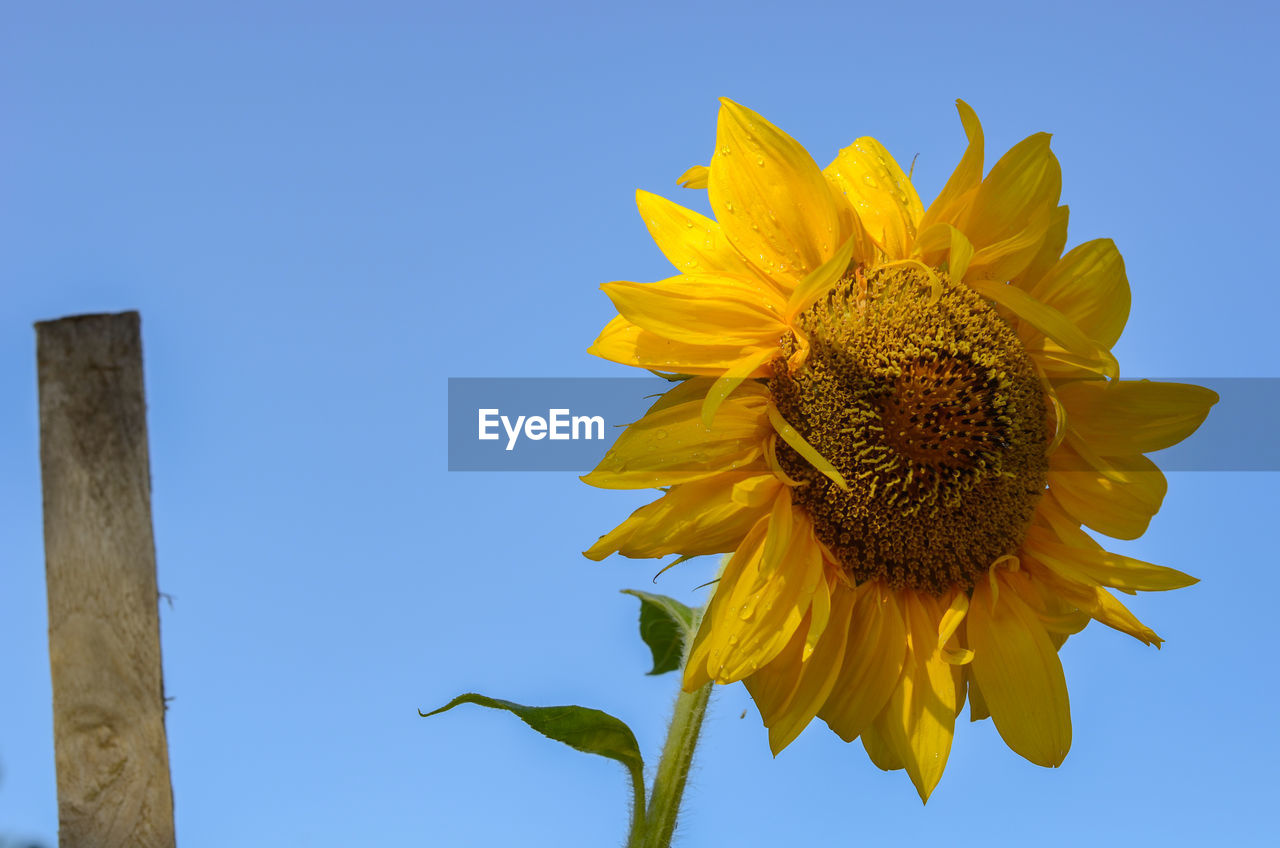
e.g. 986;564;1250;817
2;1;1277;845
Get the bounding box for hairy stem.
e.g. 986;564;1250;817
638;680;713;848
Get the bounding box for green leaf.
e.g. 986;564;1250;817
421;693;648;844
622;589;697;676
420;692;644;777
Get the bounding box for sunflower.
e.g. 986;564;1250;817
583;99;1217;801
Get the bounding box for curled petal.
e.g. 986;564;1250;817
677;164;709;189
920;99;984;233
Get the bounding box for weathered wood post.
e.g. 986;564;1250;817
35;312;176;848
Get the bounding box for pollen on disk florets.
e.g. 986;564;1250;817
770;265;1049;594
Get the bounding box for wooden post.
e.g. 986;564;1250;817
36;312;176;848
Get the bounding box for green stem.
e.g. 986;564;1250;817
638;680;713;848
626;764;647;848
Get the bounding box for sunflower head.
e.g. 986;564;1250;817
773;263;1049;594
585;98;1217;801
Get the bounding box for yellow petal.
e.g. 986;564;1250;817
920;100;984;233
1022;339;1118;382
965;133;1062;253
1020;572;1091;639
683;520;768;690
1086;584;1162;645
861;721;905;771
819;583;907;744
1024;557;1162;646
969;572;1072;767
1057;379;1219;455
585;472;781;560
1035;489;1088;539
742;609;809;728
824;136;924;260
786;233;856;320
1012;205;1069;290
767;403;849;491
912;222;974;283
938;591;969;647
731;473;785;507
967;669;991;721
761;582;855;754
1047;448;1167;540
958;133;1062;283
700;500;827;683
636;190;761;278
709;99;844;286
1023;527;1197;593
827;178;878;266
589;314;775;376
583;381;770;489
757;486;796;587
872;592;958;802
601;274;787;347
803;574;832;659
702;345;777;428
1024;238;1129;348
677;164;709;189
948;225;974;283
970;279;1118;379
965;201;1053;283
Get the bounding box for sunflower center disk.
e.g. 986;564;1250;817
771;266;1049;594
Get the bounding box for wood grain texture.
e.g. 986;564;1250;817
36;312;176;848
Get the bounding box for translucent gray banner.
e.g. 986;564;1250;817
446;377;1276;472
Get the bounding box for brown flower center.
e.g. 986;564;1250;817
770;265;1049;593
